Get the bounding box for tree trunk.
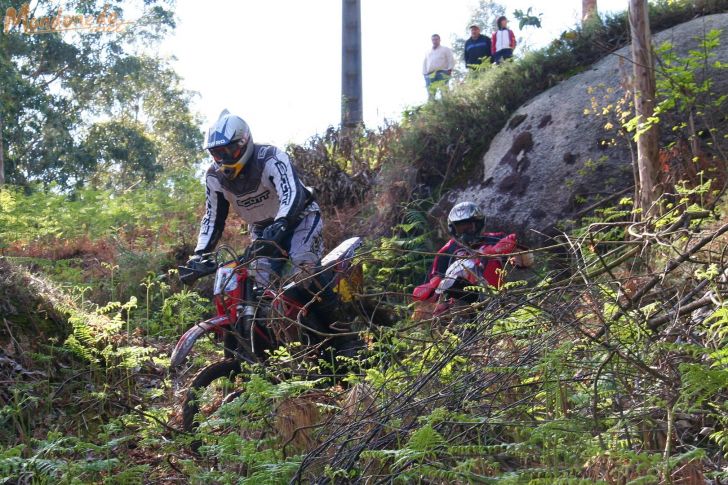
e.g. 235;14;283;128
629;0;661;217
582;0;598;25
0;111;4;186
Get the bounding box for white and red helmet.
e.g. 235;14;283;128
447;201;485;244
204;109;254;179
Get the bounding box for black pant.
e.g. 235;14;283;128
493;48;513;64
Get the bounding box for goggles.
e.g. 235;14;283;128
452;219;482;236
209;140;245;164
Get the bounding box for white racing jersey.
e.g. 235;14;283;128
195;144;316;254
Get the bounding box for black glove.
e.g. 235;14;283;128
179;254;215;285
179;255;201;285
261;219;288;244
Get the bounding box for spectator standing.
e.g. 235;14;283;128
464;25;492;69
422;34;455;99
491;16;516;64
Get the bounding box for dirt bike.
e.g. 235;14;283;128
172;237;364;435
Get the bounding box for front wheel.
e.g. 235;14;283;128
181;359;244;434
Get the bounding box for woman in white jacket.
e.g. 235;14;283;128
491;16;516;64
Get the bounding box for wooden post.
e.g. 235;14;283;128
629;0;661;216
341;0;363;134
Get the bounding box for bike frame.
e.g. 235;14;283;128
171;256;277;367
170;237;363;369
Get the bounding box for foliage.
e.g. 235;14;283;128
0;173;202;248
0;0;203;189
84;119;161;187
158;289;209;337
293;198;728;481
2;1;728;483
400;0;728;194
624;28;728;145
513;7;543;30
287;124;397;209
180;373;317;483
364;198;436;298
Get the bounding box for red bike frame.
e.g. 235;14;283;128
170;237;362;368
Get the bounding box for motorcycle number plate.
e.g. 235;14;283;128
214;267;238;295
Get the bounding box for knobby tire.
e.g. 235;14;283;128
182;358;243;433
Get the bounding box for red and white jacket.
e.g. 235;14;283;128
491;29;516;54
412;233;517;302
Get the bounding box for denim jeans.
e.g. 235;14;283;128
425;70;450;99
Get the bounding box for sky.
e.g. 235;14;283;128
158;0;629;147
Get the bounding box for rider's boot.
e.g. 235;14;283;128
332;333;365;359
305;273;365;360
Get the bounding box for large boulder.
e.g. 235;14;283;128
443;13;728;244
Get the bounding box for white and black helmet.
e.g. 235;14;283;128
448;201;485;244
205;109;254;179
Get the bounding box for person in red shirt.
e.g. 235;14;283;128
412;202;518;316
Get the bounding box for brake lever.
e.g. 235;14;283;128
240;240;289;263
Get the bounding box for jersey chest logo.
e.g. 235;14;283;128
236;190;270;208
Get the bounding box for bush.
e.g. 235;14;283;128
0;173;203;251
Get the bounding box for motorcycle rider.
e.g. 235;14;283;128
412;201;518;314
184;109;323;289
183;110;363;358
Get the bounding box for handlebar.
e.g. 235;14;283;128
178;258;217;284
177;239;289;285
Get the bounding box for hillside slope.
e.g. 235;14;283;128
0;258;71;341
1;10;728;485
442;13;728;243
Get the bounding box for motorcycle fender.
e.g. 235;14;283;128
413;276;442;301
170;316;231;368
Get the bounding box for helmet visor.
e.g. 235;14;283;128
452;218;484;238
209;140;246;164
453;221;478;236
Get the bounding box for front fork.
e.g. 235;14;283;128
229;278;261;361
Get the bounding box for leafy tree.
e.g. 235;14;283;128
0;0;202;190
84;119;160;188
89;55;203;175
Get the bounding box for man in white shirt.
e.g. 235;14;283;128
422;34;455;99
